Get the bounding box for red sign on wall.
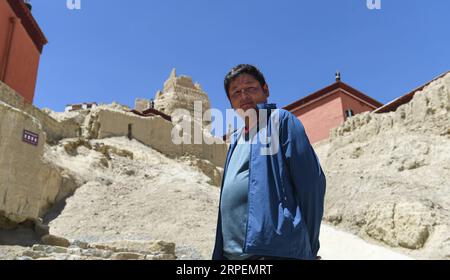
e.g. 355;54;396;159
23;130;39;146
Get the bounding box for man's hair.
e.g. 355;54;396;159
224;64;267;98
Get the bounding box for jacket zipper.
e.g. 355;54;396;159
243;135;252;254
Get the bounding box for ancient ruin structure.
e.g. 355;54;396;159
154;69;212;129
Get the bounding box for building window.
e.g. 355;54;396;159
345;109;354;118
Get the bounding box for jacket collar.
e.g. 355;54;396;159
257;102;277;110
228;103;277;145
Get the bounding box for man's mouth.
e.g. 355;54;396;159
241;102;253;108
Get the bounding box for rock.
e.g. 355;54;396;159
0;213;18;230
0;102;61;226
89;244;117;252
15;256;33;260
325;210;342;226
363;202;397;247
393;202;434;249
54;254;71;260
92;143;134;161
438;232;450;259
41;235;70;248
111;252;146;260
34;220;50;237
32;244;48;252
81;248;113;259
147;240;176;255
180;156;223;186
22;250;48;259
124;169;135;176
99;157;109;168
361;201;435;249
146;254;177;260
63;139;92;156
54;171;80;202
91;240;176;256
71;240;89;249
66;255;86;260
67;247;83;255
95;176;113;186
19;239;177;260
46;246;68;254
110;147;133;160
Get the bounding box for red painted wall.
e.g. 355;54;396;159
339;91;375;120
290;92;345;144
0;2;13;75
0;1;42;104
289;89;379;144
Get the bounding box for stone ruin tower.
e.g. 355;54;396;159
154;68;212;130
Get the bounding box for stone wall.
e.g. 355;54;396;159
0;81;26;110
24;105;79;144
134;98;152;112
0;81;80;144
84;108;227;167
0;82;81;228
0;101;62;227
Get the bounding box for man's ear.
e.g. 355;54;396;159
263;84;270;97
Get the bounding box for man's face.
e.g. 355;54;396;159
228;74;269;115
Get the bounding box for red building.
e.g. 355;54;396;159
283;74;383;144
0;0;47;103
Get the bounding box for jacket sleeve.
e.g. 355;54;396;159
280;112;326;256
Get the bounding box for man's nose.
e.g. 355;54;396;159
240;94;252;102
237;88;251;97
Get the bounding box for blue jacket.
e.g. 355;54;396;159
212;103;326;260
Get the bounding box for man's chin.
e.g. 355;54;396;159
241;104;256;111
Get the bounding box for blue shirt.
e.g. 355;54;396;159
220;126;257;260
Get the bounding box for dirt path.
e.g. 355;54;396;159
319;224;413;260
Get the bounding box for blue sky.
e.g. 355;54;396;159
32;0;449;118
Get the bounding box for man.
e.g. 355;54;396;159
212;64;326;260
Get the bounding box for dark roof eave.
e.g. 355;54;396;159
283;81;383;111
7;0;48;53
374;70;450;114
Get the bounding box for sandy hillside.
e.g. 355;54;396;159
41;135;415;260
1;129;429;260
43;137;220;259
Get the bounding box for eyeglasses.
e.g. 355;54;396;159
230;86;260;99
